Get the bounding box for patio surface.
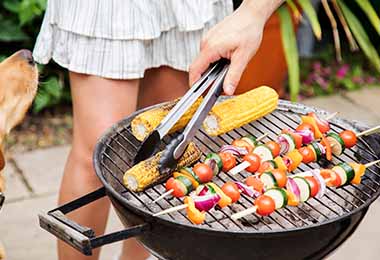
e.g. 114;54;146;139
1;87;380;260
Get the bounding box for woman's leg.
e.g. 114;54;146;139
58;72;149;260
137;66;189;108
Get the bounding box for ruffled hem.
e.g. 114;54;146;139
45;0;233;40
33;23;211;79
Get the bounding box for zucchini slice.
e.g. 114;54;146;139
264;188;288;209
242;135;257;148
292;177;311;202
310;142;322;161
206;153;223;170
260;172;278;190
175;175;193;194
253;145;273;162
326;133;345;156
333;163;355;185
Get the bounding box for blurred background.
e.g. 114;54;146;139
0;0;379;259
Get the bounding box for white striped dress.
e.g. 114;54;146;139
33;0;233;79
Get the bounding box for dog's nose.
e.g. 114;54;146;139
19;49;35;66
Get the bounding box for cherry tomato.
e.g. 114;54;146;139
221;182;241;203
243;153;261;173
308;112;330;133
320;169;341;187
219;152;237;172
265;141;281;157
166;177;186;197
339;130;357;149
296;123;316;135
271;169;288;188
305;176;320;197
193;163;213;183
299;146;316;164
232;139;253;153
258;161;275;173
255;195;276;216
246;176;264;193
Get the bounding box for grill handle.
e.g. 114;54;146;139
38;187;150;256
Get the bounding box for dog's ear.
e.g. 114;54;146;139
0;149;4;171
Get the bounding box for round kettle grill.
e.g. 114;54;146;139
39;100;380;260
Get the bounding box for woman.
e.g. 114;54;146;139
33;0;283;259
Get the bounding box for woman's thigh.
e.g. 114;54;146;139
137;66;189;109
70;72;139;162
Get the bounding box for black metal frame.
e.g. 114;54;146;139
39;187;150;256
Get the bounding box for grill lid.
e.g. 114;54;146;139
94;100;380;233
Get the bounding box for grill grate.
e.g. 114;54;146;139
97;102;380;232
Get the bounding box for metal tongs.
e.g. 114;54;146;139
133;59;230;174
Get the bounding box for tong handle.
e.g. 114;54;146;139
156;59;229;137
173;64;229;159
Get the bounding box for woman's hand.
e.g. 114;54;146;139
189;0;284;95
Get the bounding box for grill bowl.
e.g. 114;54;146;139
92;99;380;259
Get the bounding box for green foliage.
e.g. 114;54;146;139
278;6;300;102
0;0;71;113
280;0;380;100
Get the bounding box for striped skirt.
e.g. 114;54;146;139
33;0;233;79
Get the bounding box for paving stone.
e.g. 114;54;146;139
330;200;380;260
303;95;380;126
0;194;57;260
1;162;30;202
13;146;70;194
345;88;380;119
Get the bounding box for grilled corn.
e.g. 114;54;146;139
203;86;278;136
131;98;203;141
124;142;201;192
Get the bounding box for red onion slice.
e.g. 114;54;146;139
234;181;260;198
192;193;221;211
278;135;290;154
311;169;326;199
295;129;314;144
317;143;326;155
220;145;248;156
287;178;301;201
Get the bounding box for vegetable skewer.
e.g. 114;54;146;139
231;160;380;220
153;160;380;222
153;134;268;203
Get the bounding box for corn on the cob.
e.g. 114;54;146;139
124;142;201;192
203;86;278;136
131;98;203;141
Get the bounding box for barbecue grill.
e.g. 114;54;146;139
39;99;380;260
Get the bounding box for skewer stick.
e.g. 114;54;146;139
153;204;188;217
152;189;174;203
256;133;268;142
325;112;338;121
229;161;251;175
231;206;257;220
365;160;380;168
357;125;380;138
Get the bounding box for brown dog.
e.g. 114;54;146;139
0;49;38;188
0;50;38;259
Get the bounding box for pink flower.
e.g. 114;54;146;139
336;64;349;79
312;62;322;72
366;76;376;84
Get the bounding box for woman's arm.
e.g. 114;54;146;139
189;0;285;95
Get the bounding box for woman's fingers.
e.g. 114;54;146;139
223;49;251;95
188;45;221;86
